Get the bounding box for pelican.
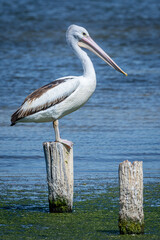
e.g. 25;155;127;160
11;24;127;148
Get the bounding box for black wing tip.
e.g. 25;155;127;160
11;108;21;126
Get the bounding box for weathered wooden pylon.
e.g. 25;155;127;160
43;142;73;213
119;160;144;234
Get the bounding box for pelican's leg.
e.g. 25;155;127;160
53;120;73;149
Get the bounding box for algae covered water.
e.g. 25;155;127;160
0;182;160;239
0;0;160;186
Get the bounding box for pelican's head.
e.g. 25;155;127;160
66;24;127;76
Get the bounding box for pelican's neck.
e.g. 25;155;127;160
72;43;96;80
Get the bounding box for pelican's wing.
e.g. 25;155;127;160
11;77;80;125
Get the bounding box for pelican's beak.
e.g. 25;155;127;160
78;36;127;76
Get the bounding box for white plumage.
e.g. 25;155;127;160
11;24;127;148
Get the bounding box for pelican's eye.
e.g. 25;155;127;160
83;32;87;36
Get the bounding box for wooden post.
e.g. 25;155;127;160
43;142;73;213
118;160;144;234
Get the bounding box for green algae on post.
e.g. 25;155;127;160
49;197;72;213
118;218;144;234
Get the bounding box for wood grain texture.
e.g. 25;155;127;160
119;160;144;234
43;142;73;213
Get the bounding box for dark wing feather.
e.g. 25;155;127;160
23;79;67;103
11;77;76;125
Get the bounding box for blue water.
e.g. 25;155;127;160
0;0;160;192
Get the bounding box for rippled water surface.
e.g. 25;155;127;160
0;0;160;189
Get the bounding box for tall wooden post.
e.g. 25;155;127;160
119;160;144;234
43;142;73;213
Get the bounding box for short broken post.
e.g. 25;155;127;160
43;142;73;213
119;160;144;234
